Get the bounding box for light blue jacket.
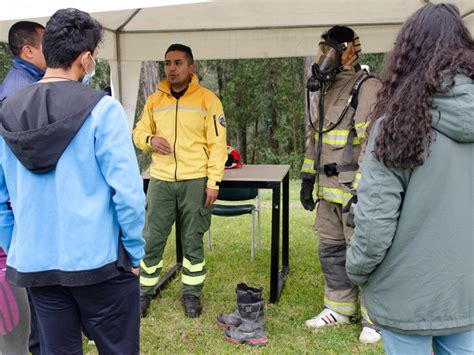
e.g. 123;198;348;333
0;94;145;285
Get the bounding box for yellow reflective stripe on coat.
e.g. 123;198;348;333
324;298;357;316
140;260;163;275
355;121;369;139
140;275;160;287
182;257;205;273
181;274;206;286
353;172;362;189
314;130;361;146
301;158;316;174
319;187;353;206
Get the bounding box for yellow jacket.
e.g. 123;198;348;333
133;75;227;189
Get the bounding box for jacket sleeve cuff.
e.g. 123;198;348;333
207;179;220;190
145;136;153;149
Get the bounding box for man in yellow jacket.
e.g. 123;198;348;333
133;44;227;318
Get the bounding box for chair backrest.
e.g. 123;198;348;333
217;187;258;201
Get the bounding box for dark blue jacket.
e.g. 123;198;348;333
0;57;44;101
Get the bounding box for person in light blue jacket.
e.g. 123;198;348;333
346;3;474;355
0;8;145;355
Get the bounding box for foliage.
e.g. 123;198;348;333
0;43;12;82
197;58;307;177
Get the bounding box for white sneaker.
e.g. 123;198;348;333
359;326;381;344
305;308;350;328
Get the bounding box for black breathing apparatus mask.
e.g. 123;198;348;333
306;38;348;92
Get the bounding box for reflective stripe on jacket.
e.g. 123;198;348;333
133;75;227;190
301;70;381;205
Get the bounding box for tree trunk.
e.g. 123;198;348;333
140;61;160;99
268;62;279;151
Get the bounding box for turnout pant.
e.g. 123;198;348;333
314;199;374;327
140;178;211;298
28;272;140;355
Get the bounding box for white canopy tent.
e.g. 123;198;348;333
0;0;472;126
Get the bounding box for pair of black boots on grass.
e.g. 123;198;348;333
141;294;202;318
217;283;268;347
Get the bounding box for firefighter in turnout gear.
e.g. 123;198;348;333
300;26;382;344
133;44;227;318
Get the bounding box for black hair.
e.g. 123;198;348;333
43;8;103;69
8;21;44;56
165;44;194;64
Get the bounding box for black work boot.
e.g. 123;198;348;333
217;283;263;328
140;295;152;318
182;294;202;318
224;300;268;346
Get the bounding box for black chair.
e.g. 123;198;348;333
208;187;261;258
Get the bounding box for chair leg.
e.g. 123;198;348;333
207;229;212;250
251;210;255;259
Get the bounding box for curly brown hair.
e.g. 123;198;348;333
370;3;474;169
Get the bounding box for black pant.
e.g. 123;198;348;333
28;272;140;355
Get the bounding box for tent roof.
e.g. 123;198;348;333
0;0;472;126
1;0;473;60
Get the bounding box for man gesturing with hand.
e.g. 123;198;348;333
133;44;227;318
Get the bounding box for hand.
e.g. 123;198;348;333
204;188;218;208
131;267;140;276
151;137;172;155
300;178;316;211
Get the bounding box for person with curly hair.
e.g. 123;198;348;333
346;3;474;354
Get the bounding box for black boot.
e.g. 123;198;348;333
224;300;268;346
182;294;202;318
140;295;152;318
217;283;263;328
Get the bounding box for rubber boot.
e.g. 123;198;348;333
224;300;268;347
217;283;263;328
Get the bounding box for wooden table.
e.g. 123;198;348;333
143;164;290;303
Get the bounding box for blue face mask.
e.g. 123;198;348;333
82;54;96;86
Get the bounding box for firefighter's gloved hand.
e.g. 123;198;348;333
342;195;357;213
300;178;316;211
343;195;358;228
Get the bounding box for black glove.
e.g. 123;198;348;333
342;195;357;214
343;195;358;228
300;178;316;211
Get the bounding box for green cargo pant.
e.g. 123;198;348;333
140;177;212;297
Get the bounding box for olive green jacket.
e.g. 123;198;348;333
346;74;474;336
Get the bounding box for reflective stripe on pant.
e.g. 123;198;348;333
315;199;357;316
140;177;211;297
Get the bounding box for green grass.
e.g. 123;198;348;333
85;181;384;354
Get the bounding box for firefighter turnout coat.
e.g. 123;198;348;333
301;70;382;206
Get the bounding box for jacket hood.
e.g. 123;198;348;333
157;73;200;96
431;74;474;143
0;81;104;173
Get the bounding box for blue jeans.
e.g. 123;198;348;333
381;328;474;355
